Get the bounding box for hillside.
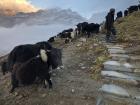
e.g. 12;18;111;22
0;10;140;105
115;11;140;46
1;34;140;105
0;37;111;105
115;11;140;55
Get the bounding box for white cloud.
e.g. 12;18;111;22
0;0;38;15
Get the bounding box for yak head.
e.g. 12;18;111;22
48;48;63;69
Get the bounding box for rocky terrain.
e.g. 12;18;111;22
0;10;140;105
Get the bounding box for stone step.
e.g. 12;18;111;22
125;72;140;78
129;63;140;74
107;46;124;50
108;49;126;54
99;84;140;105
98;92;140;105
103;61;134;72
104;77;139;86
96;97;105;105
106;45;124;48
134;69;140;74
130;55;140;62
101;71;140;81
101;71;139;85
110;54;130;61
99;84;130;98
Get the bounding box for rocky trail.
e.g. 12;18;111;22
97;35;140;105
0;35;140;105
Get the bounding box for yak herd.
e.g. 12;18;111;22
116;4;140;19
48;22;100;44
1;21;101;93
48;4;140;44
0;4;140;93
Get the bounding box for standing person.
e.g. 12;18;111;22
105;8;116;42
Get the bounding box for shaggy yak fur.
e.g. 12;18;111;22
5;41;52;74
10;49;52;93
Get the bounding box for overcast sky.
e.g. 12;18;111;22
30;0;139;18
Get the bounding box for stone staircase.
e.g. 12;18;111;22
97;42;140;105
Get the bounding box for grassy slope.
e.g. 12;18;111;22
115;11;140;45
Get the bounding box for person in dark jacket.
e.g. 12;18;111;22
105;8;116;42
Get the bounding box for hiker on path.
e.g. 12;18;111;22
105;8;116;42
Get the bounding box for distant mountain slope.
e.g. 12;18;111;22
0;8;86;28
89;11;107;23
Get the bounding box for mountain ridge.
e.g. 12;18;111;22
0;8;86;28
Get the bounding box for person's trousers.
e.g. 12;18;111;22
106;28;116;42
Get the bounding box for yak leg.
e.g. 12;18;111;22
45;73;52;89
43;79;47;88
10;74;19;93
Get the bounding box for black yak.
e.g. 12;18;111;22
76;22;88;35
62;28;73;33
138;4;140;10
128;5;139;13
6;42;52;74
4;42;62;76
116;11;123;19
86;23;100;37
124;10;128;16
65;38;70;44
48;37;55;43
76;22;100;37
10;49;52;93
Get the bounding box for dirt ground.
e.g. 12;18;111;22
0;37;136;105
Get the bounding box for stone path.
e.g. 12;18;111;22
97;42;140;105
